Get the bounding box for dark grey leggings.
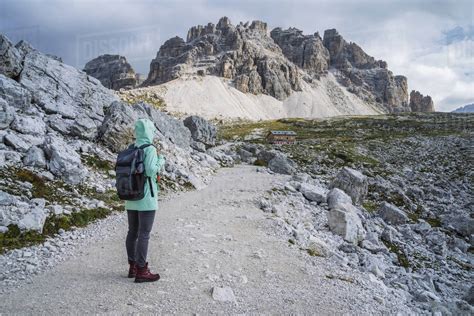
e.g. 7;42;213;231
126;210;156;268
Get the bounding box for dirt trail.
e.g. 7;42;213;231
0;165;408;314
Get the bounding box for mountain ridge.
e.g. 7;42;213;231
452;103;474;113
133;16;434;116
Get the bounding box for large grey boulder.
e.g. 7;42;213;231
268;154;296;175
83;54;137;90
23;146;47;168
0;74;32;110
98;101;149;152
68;113;100;140
43;135;88;184
327;188;352;209
441;213;474;237
256;149;279;163
14;41;117;135
0;98;15;129
378;202;408;225
330;167;368;205
147;104;192;149
3;132;32;152
11;115;46;135
183;115;217;147
18;207;47;232
0;191;18;206
99;101;192;152
299;183;327;203
0;34;22;78
327;203;366;244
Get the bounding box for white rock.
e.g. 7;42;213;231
330;167;368;205
18;208;47;232
211;286;236;302
23;146;47;168
11;116;46;135
378;202;408;225
43;135;88;184
327;188;353;209
307;236;331;257
48;205;63;216
3;133;31;152
299;183;327;203
327;204;366;244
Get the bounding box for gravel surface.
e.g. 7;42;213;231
0;165;412;314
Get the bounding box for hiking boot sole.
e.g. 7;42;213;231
134;277;160;283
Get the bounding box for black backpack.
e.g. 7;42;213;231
115;144;155;201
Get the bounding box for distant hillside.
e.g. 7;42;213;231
452;103;474;113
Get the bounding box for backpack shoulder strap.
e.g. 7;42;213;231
138;144;155;150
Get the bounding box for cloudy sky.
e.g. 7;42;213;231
1;0;472;111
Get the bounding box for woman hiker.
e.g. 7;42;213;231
125;118;165;283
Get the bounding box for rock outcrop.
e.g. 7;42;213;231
409;90;435;112
143;17;302;100
329;167;368;205
141;18;435;114
270;27;330;76
83;54;137;90
183;115;217;152
0;34;223;236
322;29;410;113
0;35;22;78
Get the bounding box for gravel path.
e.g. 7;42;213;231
0;165;411;314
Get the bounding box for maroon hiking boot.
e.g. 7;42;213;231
134;262;160;283
128;260;137;278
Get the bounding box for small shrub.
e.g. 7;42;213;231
253;159;267;167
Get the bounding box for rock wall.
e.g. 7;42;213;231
143;17;302;100
83;54;137;90
270;27;329;76
322;29;410;113
142;17;434;113
0;34;232;235
409;90;435;112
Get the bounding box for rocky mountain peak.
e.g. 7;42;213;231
270;27;330;76
409;90;435;112
143;17;301;100
249;20;268;34
216;16;231;29
141;18;434;113
83;54;137;90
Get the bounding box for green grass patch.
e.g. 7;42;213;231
362;200;378;213
120;94;166;110
306;248;322;257
382;240;410;268
81;154;113;171
253;159;268;167
1;168;74;204
426;217;442;228
0;207;115;254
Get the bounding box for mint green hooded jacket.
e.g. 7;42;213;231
125;118;165;211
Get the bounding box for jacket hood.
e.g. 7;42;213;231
134;118;156;145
